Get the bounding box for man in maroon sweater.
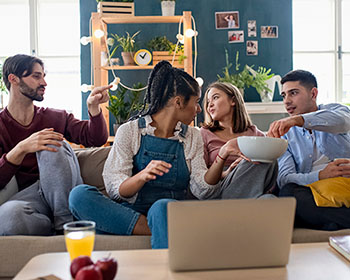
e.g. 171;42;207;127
0;54;110;235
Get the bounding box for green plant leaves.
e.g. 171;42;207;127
109;30;140;57
107;82;145;124
217;50;274;96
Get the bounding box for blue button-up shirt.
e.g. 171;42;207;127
277;103;350;188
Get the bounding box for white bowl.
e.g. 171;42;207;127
237;136;288;163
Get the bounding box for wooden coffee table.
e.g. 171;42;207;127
14;242;350;280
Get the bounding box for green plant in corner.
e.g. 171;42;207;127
217;50;274;96
107;82;145;124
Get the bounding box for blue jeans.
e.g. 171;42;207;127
69;185;175;249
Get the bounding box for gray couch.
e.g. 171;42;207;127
2;146;350;279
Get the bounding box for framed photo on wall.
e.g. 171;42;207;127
215;11;239;29
261;26;278;38
247;20;257;37
247;40;258;55
228;30;244;43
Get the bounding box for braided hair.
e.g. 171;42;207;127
131;60;199;119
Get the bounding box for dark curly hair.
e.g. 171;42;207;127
132;60;199;119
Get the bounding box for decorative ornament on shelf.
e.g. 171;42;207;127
96;0;134;16
217;50;275;102
160;0;176;16
134;49;152;66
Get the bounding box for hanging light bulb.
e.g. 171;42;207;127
185;29;198;38
94;29;104;39
81;84;93;93
80;36;92;46
176;34;184;44
110;77;120;91
196;77;204;87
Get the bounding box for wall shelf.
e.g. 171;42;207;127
91;12;193;135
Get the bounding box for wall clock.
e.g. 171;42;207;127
134;49;152;66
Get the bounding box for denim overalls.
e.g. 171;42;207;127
128;117;190;215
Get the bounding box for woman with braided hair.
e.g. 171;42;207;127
69;61;245;248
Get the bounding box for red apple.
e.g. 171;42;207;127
70;256;94;278
96;257;118;280
75;264;103;280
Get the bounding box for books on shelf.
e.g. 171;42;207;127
329;235;350;261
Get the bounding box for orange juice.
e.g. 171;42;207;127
65;231;95;261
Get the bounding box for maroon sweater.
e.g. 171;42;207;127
0;106;108;191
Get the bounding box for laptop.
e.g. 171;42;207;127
167;197;296;271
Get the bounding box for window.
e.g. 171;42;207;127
293;0;350;104
0;0;81;118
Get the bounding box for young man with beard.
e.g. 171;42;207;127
267;69;350;230
0;54;111;235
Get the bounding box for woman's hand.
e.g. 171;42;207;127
219;138;250;161
119;160;172;198
221;157;243;178
139;160;172;182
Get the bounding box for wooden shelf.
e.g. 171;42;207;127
100;15;183;24
92;11;193;136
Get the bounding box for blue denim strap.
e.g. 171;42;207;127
137;117;146;129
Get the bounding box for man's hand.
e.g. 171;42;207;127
6;128;64;165
87;85;113;117
267;115;304;138
319;159;350;180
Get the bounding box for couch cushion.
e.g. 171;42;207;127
74;146;111;191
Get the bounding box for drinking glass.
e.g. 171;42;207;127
63;221;96;261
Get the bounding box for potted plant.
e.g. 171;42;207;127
217;50;275;101
160;0;176;16
107;82;145;133
108;31;140;66
147;36;186;67
0;61;8;110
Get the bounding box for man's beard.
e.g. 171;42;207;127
19;79;44;102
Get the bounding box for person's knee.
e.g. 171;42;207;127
69;185;98;215
148;199;174;221
0;201;33;235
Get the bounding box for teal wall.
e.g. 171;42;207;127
80;0;292;130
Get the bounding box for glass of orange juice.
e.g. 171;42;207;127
63;221;96;261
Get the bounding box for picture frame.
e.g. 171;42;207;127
246;40;258;55
261;26;278;38
247;20;257;37
228;30;244;43
215;11;239;29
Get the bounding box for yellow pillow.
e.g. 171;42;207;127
306;177;350;208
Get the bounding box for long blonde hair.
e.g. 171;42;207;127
202;82;252;133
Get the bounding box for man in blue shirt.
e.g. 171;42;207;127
267;70;350;230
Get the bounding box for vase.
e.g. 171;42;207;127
260;90;273;103
121;52;135;66
161;1;175;16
